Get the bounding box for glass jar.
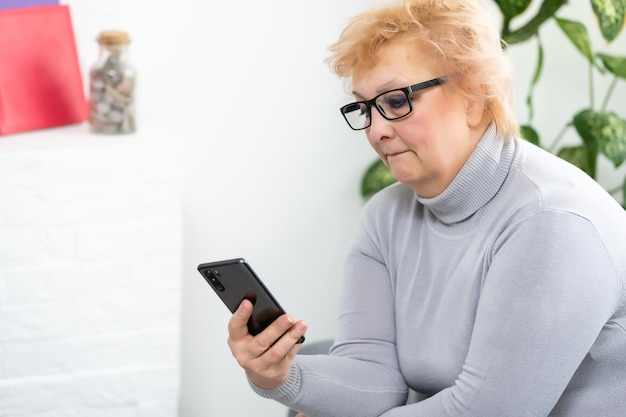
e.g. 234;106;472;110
89;30;136;134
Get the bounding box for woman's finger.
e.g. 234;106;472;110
227;299;254;342
251;314;304;352
267;319;307;356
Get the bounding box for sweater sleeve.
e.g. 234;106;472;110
379;209;622;417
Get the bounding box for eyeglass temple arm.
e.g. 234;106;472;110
408;77;446;93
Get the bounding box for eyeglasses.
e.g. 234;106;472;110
339;77;446;130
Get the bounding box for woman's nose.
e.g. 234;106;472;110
367;107;393;141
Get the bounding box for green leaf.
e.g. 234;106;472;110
555;17;595;63
361;159;397;199
557;145;594;176
597;52;626;79
573;109;626;167
530;39;545;87
503;0;568;44
520;124;541;146
525;39;544;123
590;0;626;43
494;0;533;19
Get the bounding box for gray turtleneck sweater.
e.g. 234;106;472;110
252;125;626;416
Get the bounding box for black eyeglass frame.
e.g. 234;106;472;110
339;77;446;131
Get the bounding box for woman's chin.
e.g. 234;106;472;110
388;165;415;185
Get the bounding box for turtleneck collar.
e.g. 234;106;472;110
416;123;515;227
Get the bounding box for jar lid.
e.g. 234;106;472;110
97;30;131;46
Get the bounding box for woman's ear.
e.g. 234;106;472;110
465;98;487;127
464;83;487;127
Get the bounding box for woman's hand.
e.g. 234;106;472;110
227;299;308;390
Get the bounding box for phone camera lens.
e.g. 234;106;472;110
204;270;225;292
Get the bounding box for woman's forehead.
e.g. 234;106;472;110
352;44;436;91
355;40;436;76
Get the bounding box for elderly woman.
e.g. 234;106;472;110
227;0;626;416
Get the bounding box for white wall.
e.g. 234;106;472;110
0;129;181;417
38;1;626;416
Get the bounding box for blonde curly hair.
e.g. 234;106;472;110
327;0;519;139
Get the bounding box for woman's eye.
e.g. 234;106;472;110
385;95;408;109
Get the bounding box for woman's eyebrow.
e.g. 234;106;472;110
351;79;407;100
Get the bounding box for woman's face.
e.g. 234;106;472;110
352;41;488;198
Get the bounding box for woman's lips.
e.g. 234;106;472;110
387;150;409;157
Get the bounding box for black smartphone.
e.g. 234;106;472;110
198;258;304;344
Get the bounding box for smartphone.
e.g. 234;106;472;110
198;258;304;344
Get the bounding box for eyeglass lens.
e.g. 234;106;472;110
342;102;369;130
341;89;412;130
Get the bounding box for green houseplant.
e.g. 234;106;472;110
361;0;626;208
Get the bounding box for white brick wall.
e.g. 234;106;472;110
0;126;181;417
